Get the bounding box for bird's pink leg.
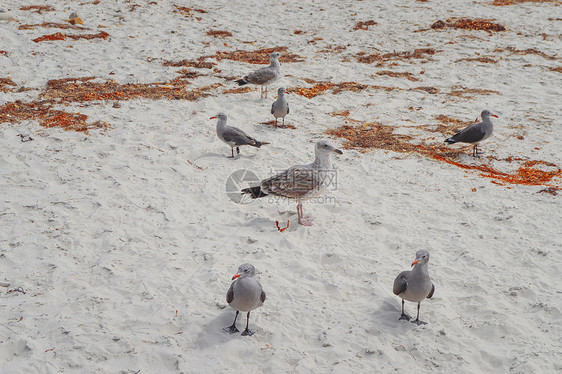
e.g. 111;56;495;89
297;203;314;226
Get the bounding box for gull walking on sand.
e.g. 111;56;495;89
224;263;266;336
445;110;498;157
211;113;269;158
393;250;435;325
236;52;281;98
242;140;342;226
271;87;289;127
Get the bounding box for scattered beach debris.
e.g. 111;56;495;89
326;112;561;186
223;87;255;94
537;187;560;196
32;31;109;43
19;22;87;30
17;134;34;142
276;221;289;232
19;5;55;14
493;0;559;5
430;18;506;32
456;56;498;64
355;48;439;65
0;78;17;92
494;47;559;60
376;71;419;81
353;20;377;31
207;30;233;38
260;120;296;129
67;12;84;25
173;5;207;18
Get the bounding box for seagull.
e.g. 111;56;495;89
393;250;435;325
211;113;269;158
236;52;281;98
242;140;342;226
271;87;289;127
224;263;266;336
445;110;498;157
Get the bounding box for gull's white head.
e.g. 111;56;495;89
270;52;281;62
277;87;288;96
316;140;343;155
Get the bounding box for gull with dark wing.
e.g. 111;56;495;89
242;140;342;226
236;52;281;99
445;110;498;157
211;113;269;158
393;250;435;325
224;263;266;336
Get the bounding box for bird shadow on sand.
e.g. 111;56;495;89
193;311;247;350
369;299;418;334
196;152;259;160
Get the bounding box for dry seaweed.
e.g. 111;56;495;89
173;5;207;17
326;115;561;186
493;0;560;5
494;47;559;60
213;47;305;64
223;87;255;94
40;77;221;102
353;20;377;31
207;30;233;38
0;100;108;132
33;31;110;43
412;86;440;94
430;18;506;32
260;120;296;129
537;186;560;196
163;58;216;69
0;78;17;92
20;5;55;14
355;48;439;64
456;56;498;63
448;85;500;99
19;22;88;31
376;71;419;81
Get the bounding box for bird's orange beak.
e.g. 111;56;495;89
210;116;217;120
285;90;289;94
411;259;419;267
492;114;498;118
232;273;241;280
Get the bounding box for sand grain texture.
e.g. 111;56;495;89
1;0;561;373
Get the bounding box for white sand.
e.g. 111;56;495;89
1;0;561;373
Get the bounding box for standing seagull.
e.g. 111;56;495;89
211;113;269;158
445;110;498;157
271;87;289;127
224;263;266;336
236;52;281;98
242;140;342;226
393;250;435;325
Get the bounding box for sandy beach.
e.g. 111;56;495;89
1;0;561;373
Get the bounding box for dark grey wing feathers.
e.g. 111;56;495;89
222;126;257;146
226;283;234;304
260;290;266;303
450;122;485;143
393;271;408;295
427;283;435;299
